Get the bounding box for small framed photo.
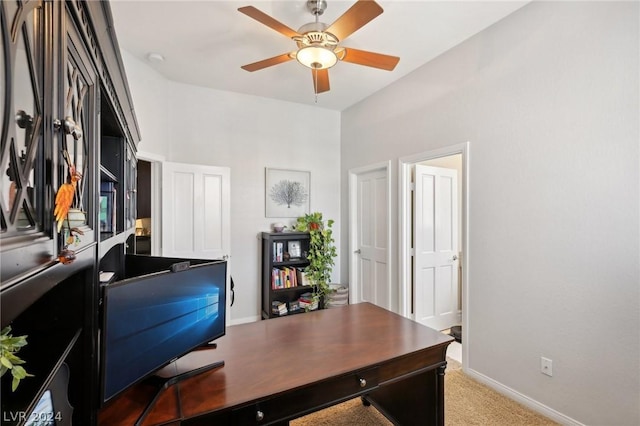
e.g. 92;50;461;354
288;240;302;259
266;168;310;218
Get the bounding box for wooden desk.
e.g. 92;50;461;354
98;303;453;425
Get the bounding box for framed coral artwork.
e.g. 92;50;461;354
265;168;310;218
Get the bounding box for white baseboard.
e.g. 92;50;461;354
463;367;584;426
228;315;260;326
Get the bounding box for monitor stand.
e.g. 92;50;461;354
135;346;224;426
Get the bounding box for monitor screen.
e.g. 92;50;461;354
25;390;55;426
100;260;226;403
24;362;71;426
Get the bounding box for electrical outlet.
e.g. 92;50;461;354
541;357;553;377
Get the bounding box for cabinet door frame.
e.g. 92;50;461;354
0;0;55;284
57;2;98;251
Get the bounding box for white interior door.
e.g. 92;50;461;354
414;164;460;330
353;168;390;309
161;162;230;260
162;162;231;321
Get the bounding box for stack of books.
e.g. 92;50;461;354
298;292;318;311
288;300;301;313
271;301;288;316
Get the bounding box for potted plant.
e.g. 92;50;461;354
294;212;337;306
0;326;33;391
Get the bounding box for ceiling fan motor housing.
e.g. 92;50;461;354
293;23;340;70
306;0;327;16
297;22;329;37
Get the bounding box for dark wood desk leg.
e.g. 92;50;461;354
436;364;446;426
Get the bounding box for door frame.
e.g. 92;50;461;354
348;161;393;308
137;150;165;256
399;142;470;362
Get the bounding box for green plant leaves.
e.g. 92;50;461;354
1;356;13;369
0;326;32;391
295;212;337;302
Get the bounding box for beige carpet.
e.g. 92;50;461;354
292;358;559;426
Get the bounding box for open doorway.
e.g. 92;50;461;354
135;159;152;254
399;142;469;367
135;152;164;256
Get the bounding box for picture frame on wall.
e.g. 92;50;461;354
266;168;310;218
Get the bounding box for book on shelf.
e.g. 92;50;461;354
297;269;310;286
272;300;288;315
271;267;299;289
288;300;301;313
273;242;284;262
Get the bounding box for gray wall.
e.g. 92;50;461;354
340;2;639;425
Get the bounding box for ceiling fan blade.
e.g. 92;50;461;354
325;0;383;41
238;6;300;39
312;69;330;94
341;47;399;71
241;53;294;72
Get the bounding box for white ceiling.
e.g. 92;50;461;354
110;0;528;111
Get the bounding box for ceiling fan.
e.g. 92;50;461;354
238;0;400;95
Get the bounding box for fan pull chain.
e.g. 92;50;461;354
314;68;318;103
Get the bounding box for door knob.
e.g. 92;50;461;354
450;255;458;261
354;249;361;254
15;110;33;129
53;117;82;140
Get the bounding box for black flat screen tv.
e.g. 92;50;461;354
100;259;227;404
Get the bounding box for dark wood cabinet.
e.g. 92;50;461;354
261;232;317;319
1;1;140;424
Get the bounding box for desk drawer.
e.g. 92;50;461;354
233;367;379;425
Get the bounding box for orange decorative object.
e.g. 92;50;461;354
58;248;76;264
54;167;82;233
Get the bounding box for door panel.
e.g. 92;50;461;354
170;170;195;252
354;168;389;309
162;162;230;261
203;173;224;252
414;165;459;330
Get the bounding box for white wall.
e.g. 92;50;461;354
122;51;341;323
341;2;638;425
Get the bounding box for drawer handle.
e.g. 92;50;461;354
256;410;264;421
359;378;367;388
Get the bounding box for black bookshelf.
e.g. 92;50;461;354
261;232;318;319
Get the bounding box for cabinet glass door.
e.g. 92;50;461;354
1;0;45;234
125;143;136;230
58;10;97;244
60;48;91;229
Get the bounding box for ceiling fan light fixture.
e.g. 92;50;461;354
296;45;337;69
